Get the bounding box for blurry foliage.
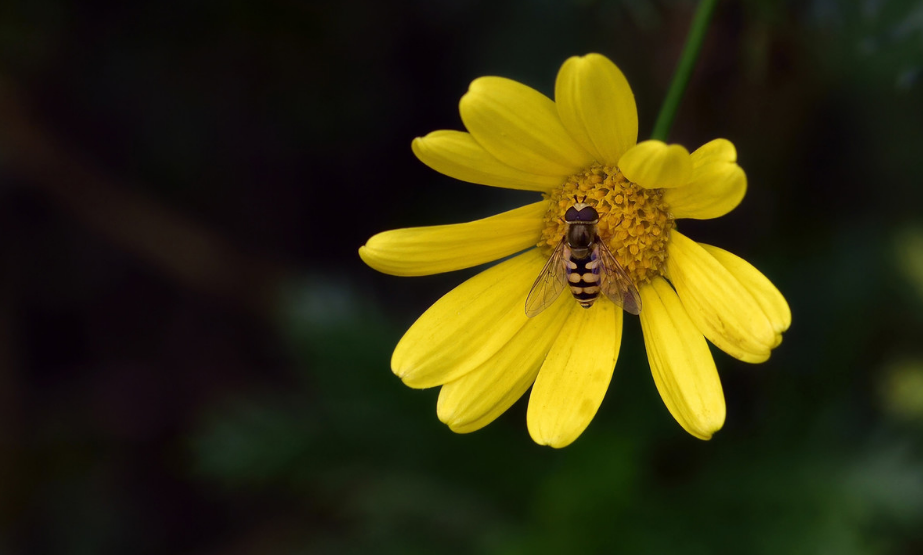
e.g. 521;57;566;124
879;358;923;423
894;225;923;304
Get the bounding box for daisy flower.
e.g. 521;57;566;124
359;53;790;448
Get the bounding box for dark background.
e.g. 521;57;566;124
2;0;923;553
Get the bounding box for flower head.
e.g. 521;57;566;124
360;54;790;447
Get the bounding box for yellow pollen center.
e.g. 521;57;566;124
539;165;675;285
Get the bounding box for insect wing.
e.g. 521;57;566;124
525;241;569;317
596;238;642;315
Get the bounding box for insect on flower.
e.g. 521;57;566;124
359;53;792;447
526;197;641;317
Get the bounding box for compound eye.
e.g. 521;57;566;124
564;206;580;221
575;206;598;221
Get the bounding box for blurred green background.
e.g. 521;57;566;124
1;0;923;553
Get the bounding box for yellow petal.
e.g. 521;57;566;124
664;139;746;220
618;140;693;189
412;130;563;192
459;76;594;177
437;291;572;434
666;232;776;363
359;202;546;276
639;278;725;440
393;250;545;389
690;137;736;166
527;300;621;448
700;244;791;344
555;53;638;165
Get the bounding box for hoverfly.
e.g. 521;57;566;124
525;199;641;317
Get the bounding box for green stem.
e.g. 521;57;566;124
650;0;719;142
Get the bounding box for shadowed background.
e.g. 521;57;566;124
1;0;923;553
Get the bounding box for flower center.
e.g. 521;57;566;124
539;165;674;285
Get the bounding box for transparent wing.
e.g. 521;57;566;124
525;241;569;317
596;237;642;315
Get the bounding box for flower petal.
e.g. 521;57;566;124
527;300;621;448
437;291;572;434
690;137;736;165
619;140;692;189
666;232;777;362
664;139;746;220
460;76;594;177
412;130;563;192
699;244;791;345
392;250;545;389
555;53;638;166
639;278;725;440
359;202;546;276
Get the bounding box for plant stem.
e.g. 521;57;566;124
650;0;719;142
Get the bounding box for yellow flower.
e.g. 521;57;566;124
359;53;790;447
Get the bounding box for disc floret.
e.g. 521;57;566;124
540;165;675;284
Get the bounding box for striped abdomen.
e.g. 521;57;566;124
564;249;601;308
